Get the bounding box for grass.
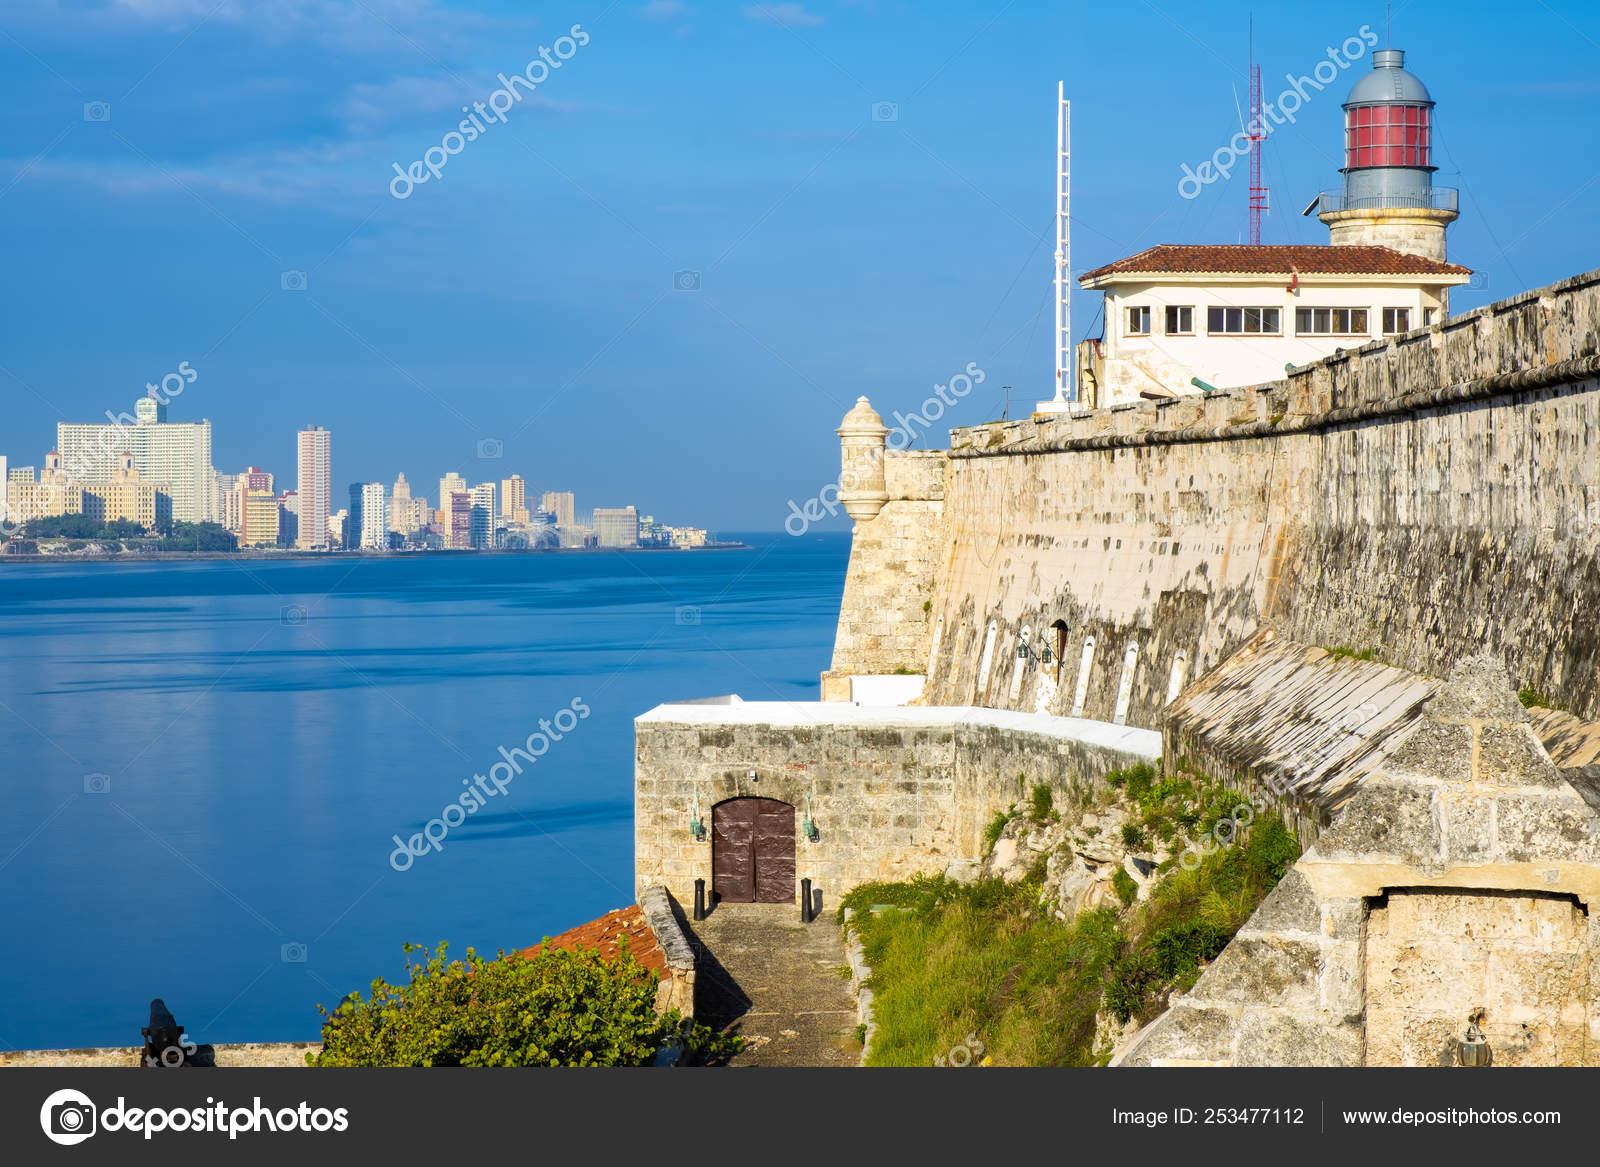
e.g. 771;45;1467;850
983;808;1018;854
840;765;1300;1067
1518;687;1569;711
1324;645;1380;662
1028;783;1055;825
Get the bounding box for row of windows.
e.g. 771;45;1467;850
1126;304;1430;337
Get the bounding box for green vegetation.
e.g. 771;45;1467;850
1518;687;1569;712
982;808;1017;854
1027;783;1055;825
23;514;148;539
151;522;237;552
309;941;740;1067
1324;645;1380;662
840;763;1300;1066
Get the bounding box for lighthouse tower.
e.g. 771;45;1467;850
1317;49;1458;262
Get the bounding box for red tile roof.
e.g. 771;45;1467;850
520;907;669;980
1080;244;1471;281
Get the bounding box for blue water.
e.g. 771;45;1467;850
0;532;849;1050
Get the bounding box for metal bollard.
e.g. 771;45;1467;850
800;877;813;924
693;878;706;921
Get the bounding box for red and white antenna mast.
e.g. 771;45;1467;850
1247;34;1268;243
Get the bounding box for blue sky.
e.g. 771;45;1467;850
3;0;1597;531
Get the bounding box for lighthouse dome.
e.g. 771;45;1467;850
1345;49;1433;106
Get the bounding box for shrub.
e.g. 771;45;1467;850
1120;823;1147;851
983;809;1016;854
1028;783;1055;824
309;941;738;1067
1112;867;1139;907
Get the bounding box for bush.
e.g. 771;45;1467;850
1112;867;1139;907
982;809;1016;854
1120;823;1147;850
309;941;738;1067
1028;783;1055;824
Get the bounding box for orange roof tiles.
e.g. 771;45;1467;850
520;907;669;980
1080;244;1471;281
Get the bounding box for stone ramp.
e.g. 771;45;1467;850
686;904;861;1067
1165;630;1437;824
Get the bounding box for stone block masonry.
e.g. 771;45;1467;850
829;269;1600;728
1117;656;1600;1067
634;701;1159;907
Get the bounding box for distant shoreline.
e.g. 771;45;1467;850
0;542;750;564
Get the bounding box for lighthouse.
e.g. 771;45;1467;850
1316;48;1459;263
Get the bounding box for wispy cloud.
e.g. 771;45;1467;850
744;3;823;29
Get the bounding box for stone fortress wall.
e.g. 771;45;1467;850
828;270;1600;729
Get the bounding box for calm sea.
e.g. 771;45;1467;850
0;532;849;1050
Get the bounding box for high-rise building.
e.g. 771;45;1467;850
56;395;215;524
469;482;496;549
438;472;467;516
278;490;299;547
240;489;279;547
296;427;332;549
446;491;470;549
243;466;273;492
359;482;385;548
0;455;8;529
593;505;639;548
501;474;527;523
215;473;241;534
329;508;348;548
541;491;575;529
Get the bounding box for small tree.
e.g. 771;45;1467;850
310;941;737;1068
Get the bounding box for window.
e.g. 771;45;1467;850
1295;307;1370;335
1164;305;1194;334
1206;306;1280;334
1422;307;1435;327
1126;306;1151;335
1382;307;1412;334
1345;104;1432;169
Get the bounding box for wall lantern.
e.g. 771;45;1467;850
688;790;706;842
1015;627;1054;670
1457;1011;1491;1067
802;792;820;842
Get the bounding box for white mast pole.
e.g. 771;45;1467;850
1039;83;1074;414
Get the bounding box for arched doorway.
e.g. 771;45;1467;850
712;797;795;904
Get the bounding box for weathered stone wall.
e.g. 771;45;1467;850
818;273;1600;725
1118;657;1600;1067
634;702;1158;905
823;451;949;696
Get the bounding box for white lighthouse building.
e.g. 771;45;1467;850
1075;47;1473;406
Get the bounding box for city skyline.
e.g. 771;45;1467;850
3;2;1592;531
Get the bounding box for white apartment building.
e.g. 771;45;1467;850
360;481;386;549
469;482;496;549
56;396;215;524
296;426;332;549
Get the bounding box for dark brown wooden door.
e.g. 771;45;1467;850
712;798;795;903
